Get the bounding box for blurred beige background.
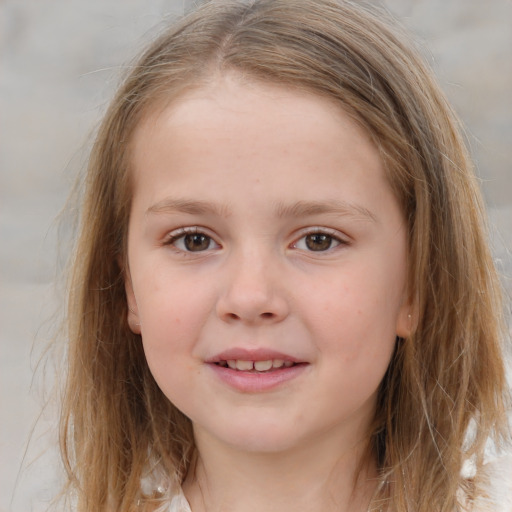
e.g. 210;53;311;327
1;1;511;511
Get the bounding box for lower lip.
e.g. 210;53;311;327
207;363;308;393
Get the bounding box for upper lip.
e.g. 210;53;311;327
206;347;301;363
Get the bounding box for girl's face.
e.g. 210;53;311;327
125;75;411;455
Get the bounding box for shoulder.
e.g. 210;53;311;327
151;491;191;512
472;453;512;512
140;470;192;512
145;456;512;512
168;491;192;512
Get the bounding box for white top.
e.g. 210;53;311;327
168;492;192;512
155;454;512;512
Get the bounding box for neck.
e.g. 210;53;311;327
182;430;377;512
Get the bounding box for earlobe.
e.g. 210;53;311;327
396;302;417;339
124;270;141;335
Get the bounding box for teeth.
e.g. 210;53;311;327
221;359;294;372
254;360;273;371
235;360;254;371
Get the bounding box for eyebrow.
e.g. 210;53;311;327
146;197;377;223
147;198;230;217
275;199;378;223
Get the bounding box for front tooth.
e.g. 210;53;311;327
227;360;237;369
254;360;273;372
272;359;284;368
236;360;254;371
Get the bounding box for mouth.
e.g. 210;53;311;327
207;350;308;392
214;359;297;372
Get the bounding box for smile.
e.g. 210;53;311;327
215;359;295;372
207;349;308;392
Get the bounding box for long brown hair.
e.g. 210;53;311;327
59;1;510;510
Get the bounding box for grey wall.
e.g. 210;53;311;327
1;1;510;510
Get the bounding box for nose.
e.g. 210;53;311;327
216;247;290;325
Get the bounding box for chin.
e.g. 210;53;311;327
196;419;304;455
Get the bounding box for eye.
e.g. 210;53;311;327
166;229;220;252
292;231;345;252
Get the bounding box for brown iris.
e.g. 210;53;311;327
305;233;334;251
184;233;211;251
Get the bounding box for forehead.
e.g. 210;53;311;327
129;74;382;186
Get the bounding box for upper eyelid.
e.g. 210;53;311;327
288;229;351;256
161;225;350;246
162;226;221;249
291;226;350;242
164;226;215;240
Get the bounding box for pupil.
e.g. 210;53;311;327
184;233;210;251
305;233;332;251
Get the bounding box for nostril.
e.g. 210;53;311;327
261;312;274;319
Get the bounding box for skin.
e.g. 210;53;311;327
125;75;412;511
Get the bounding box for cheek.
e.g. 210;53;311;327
140;300;197;348
136;283;203;400
134;271;205;352
302;262;402;359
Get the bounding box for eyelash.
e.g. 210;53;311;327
291;228;349;253
163;227;349;253
164;227;220;253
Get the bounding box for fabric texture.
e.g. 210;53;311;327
168;492;192;512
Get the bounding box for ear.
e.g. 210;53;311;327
123;266;141;335
395;295;418;339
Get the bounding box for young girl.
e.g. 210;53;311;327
59;0;511;510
